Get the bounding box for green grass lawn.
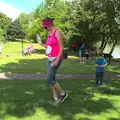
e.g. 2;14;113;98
0;41;120;120
0;55;120;74
0;78;120;120
0;41;44;54
0;41;120;74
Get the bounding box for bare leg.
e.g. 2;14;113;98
83;57;86;63
81;57;83;63
53;82;68;102
53;82;65;94
52;86;58;99
80;57;82;63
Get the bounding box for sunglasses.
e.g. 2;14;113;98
43;26;48;29
42;25;48;29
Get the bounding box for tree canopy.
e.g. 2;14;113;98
1;0;120;54
0;12;11;41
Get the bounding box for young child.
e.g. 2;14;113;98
27;43;33;55
95;51;107;86
85;49;89;61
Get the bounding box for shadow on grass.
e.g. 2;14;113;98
96;78;120;96
0;55;120;119
33;49;45;54
107;64;120;74
0;78;120;120
0;57;96;74
0;56;120;75
0;58;47;74
109;118;120;120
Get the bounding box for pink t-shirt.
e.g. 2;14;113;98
45;29;60;57
27;44;33;51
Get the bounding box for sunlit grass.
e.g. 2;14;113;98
0;42;120;74
0;78;120;120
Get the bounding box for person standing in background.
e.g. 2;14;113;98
79;42;86;64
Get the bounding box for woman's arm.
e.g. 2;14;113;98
55;30;64;61
39;43;47;48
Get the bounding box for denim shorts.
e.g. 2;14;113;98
46;59;62;85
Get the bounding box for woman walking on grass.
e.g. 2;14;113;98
37;17;68;104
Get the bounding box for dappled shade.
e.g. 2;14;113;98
0;78;120;119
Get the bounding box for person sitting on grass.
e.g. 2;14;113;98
95;51;107;86
27;43;33;55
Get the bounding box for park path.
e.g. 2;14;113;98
0;57;119;80
0;73;120;80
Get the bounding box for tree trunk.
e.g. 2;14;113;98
100;36;105;49
109;42;116;55
103;41;107;50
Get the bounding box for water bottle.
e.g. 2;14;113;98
36;34;42;43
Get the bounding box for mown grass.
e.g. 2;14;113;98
0;41;120;120
0;41;120;74
0;78;120;120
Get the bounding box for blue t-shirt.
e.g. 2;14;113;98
80;43;85;50
96;57;107;72
79;43;85;54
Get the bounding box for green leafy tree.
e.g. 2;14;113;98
0;12;11;41
69;0;120;53
26;0;72;43
6;19;25;41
